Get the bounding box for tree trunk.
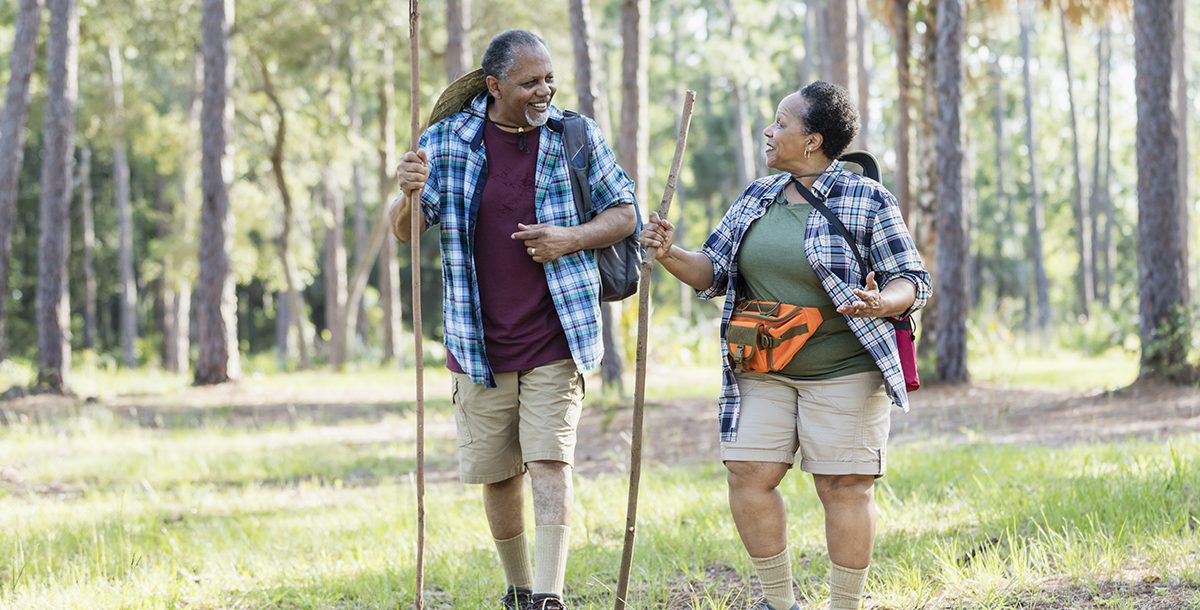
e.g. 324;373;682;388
446;0;472;81
78;145;98;350
259;57;310;369
892;0;912;221
825;0;850;89
36;0;77;393
721;0;756;187
274;290;290;365
164;53;202;374
571;0;624;392
619;0;649;208
378;43;401;364
1019;0;1052;331
1060;9;1093;318
800;0;814;85
0;0;43;361
1090;23;1107;305
1173;0;1190;303
195;0;239;385
933;0;967;382
109;43;139;366
322;165;347;361
855;0;870;151
346;34;370;350
1134;0;1193;382
914;5;939;362
1100;24;1115;302
811;0;826;80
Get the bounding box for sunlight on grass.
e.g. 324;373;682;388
2;405;1197;609
969;347;1138;390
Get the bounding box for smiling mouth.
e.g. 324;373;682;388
529;100;550;112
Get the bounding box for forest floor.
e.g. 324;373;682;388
1;366;1198;609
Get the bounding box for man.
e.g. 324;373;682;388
389;29;637;610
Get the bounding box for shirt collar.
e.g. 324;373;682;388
809;161;847;199
456;93;565;150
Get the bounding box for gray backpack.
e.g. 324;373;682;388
561;111;643;301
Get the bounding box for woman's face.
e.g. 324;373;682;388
763;93;816;172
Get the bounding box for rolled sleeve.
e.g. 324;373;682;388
869;192;930;316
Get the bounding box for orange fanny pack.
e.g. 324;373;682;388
726;301;839;374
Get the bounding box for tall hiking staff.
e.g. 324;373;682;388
614;90;696;610
407;1;426;609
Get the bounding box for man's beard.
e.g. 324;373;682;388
526;99;551;127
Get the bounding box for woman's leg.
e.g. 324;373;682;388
813;473;876;610
727;460;796;609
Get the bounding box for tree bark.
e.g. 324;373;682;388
1134;0;1192;381
446;0;472;81
78;145;98;350
825;0;850;89
619;0;649;208
934;0;967;382
36;0;77;393
259;56;310;369
164;53;202;374
721;0;756;187
378;43;402;363
855;0;870;151
800;0;814;85
0;0;43;361
570;0;624;392
322;164;347;362
195;0;239;385
1060;8;1093;318
1019;0;1052;331
892;0;912;221
109;43;139;366
1099;24;1115;302
1173;0;1190;303
346;34;370;349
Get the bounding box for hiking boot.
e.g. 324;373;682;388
529;593;568;610
750;602;801;610
499;586;532;610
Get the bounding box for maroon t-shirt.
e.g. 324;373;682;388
446;121;573;374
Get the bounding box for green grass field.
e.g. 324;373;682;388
2;348;1198;609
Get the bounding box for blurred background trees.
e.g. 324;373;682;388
0;0;1195;393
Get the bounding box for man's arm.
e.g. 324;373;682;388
389;149;435;243
511;204;636;264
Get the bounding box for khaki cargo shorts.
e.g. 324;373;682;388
722;370;892;476
450;359;585;484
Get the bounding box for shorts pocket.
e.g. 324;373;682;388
451;377;473;447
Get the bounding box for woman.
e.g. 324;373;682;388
641;82;930;610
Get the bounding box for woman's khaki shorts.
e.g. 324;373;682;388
721;370;892;476
450;359;584;485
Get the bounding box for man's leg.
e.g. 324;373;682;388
527;460;572;598
451;371;530;601
517;359;584;605
813;474;876;610
727;460;797;610
484;473;533;591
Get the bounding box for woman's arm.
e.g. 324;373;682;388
641;212;715;291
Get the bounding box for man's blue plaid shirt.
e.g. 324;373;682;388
697;164;931;442
414;94;637;387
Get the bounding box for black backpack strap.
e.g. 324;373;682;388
791;178;871;276
561;111;593;223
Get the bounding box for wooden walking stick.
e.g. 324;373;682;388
613;90;696;610
407;1;425;609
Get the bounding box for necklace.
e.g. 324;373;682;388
488;117;535;154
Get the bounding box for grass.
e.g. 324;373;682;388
2;394;1197;609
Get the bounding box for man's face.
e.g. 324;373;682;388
487;44;556;127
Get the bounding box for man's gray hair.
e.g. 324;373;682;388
481;30;548;81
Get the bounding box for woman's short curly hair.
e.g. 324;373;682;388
798;81;859;159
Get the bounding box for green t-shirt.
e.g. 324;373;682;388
736;196;877;380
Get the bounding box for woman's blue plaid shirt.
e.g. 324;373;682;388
697;165;931;442
412;94;637;388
